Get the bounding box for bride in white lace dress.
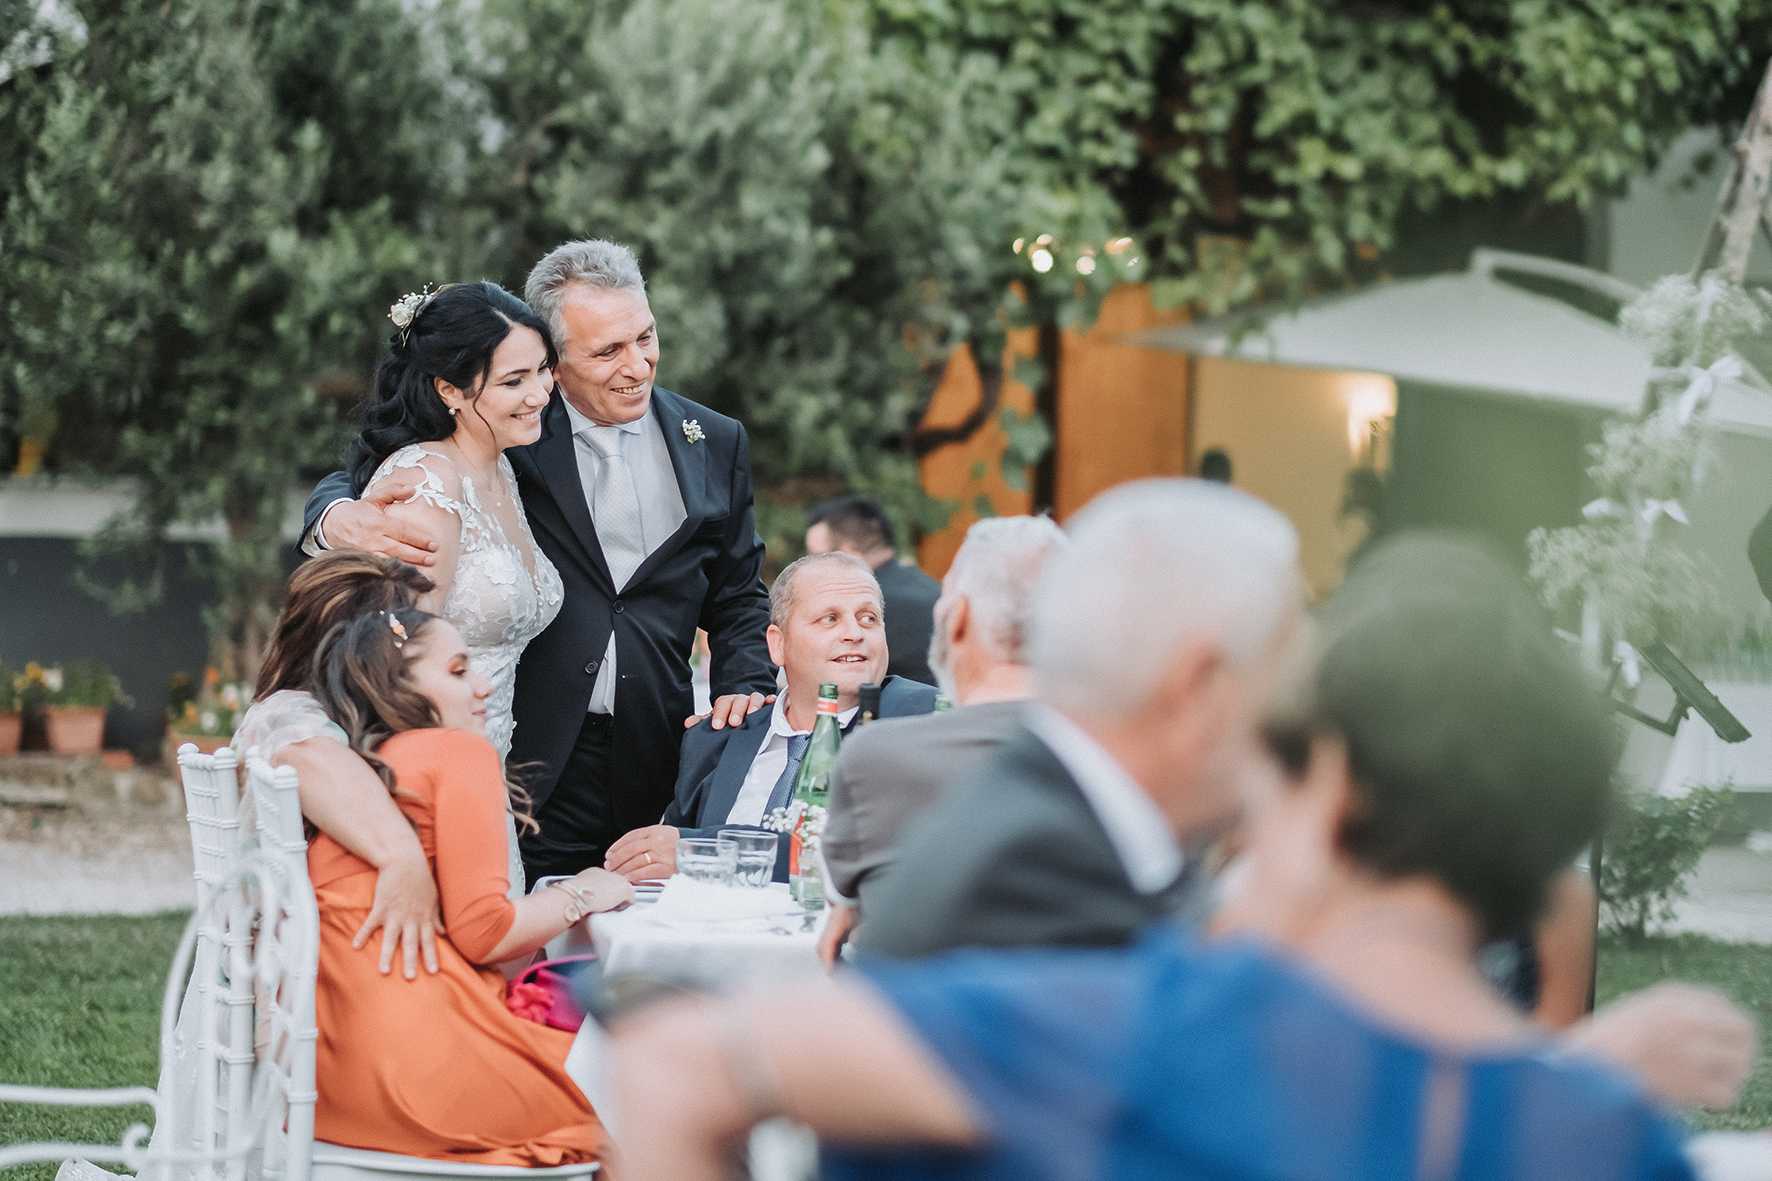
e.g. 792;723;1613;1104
349;281;564;764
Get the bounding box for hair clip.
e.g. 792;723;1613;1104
387;613;408;648
388;285;436;346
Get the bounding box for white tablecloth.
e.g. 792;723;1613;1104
562;881;825;989
561;881;826;1146
1658;682;1772;796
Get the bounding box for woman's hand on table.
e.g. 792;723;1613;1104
606;825;681;882
570;867;636;914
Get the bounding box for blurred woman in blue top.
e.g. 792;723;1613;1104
610;534;1693;1181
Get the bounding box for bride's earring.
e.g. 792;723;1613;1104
448;406;459;416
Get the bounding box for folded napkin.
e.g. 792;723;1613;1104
647;877;800;926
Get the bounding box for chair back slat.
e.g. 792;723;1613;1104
176;744;242;1181
247;751;320;1181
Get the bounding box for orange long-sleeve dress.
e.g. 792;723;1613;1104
307;728;610;1167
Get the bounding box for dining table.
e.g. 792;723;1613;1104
560;878;829;989
560;877;831;1155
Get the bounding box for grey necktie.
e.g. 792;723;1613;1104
763;733;811;819
584;427;646;589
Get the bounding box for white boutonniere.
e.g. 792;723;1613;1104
682;419;704;444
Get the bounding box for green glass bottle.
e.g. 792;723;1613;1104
789;681;843;905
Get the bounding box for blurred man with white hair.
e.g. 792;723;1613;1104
819;515;1068;964
860;478;1306;959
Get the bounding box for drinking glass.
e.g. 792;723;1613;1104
718;829;779;888
676;837;737;886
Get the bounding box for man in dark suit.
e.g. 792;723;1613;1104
300;240;776;883
806;496;940;686
860;479;1309;960
604;551;938;881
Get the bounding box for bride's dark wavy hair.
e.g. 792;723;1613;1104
347;281;558;495
311;606;539;833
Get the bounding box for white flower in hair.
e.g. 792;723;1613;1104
682;419;704;444
388;287;434;333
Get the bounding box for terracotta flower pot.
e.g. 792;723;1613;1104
166;732;232;767
0;710;20;755
44;705;107;753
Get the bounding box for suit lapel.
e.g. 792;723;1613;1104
699;715;773;828
529;393;615;593
625;389;713;590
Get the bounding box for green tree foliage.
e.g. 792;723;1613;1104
4;0;1767;664
866;0;1771;312
475;0;1108;544
0;0;486;676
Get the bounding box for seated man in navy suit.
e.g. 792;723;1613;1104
604;551;939;881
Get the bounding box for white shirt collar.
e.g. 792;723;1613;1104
563;397;648;437
1024;702;1184;895
770;689;858;738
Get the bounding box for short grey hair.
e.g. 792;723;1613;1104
941;516;1068;664
524;240;647;347
770;551;881;628
1029;479;1302;720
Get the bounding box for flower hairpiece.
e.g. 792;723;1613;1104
387;613;408;648
389;286;436;345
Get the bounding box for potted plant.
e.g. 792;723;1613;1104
166;667;250;760
0;659;24;755
39;659;124;753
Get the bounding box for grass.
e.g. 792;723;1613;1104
0;916;1765;1179
0;912;190;1181
1594;932;1772;1131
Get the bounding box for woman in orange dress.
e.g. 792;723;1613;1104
306;605;632;1167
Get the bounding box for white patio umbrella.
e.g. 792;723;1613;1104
1125;248;1772;436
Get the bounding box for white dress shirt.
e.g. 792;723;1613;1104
1023;702;1184;895
563;399;687;714
724;692;858;827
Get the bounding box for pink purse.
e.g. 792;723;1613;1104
505;955;595;1032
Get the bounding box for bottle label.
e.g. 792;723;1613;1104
817;697;840;716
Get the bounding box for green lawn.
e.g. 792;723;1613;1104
0;912;189;1181
1594;932;1772;1131
0;916;1765;1181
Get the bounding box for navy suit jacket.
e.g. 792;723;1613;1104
662;676;939;879
301;387;776;825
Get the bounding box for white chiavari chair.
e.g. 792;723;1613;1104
243;750;597;1181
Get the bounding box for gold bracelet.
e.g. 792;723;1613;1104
549;879;592;924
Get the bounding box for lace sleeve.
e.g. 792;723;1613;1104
233;690;347;759
367;445;467;516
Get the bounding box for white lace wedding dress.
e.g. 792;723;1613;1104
368;443;565;759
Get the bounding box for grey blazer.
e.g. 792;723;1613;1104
858;725;1194;959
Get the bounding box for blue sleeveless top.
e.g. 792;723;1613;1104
825;925;1691;1181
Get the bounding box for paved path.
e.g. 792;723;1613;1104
0;805;195;916
1668;846;1772;944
